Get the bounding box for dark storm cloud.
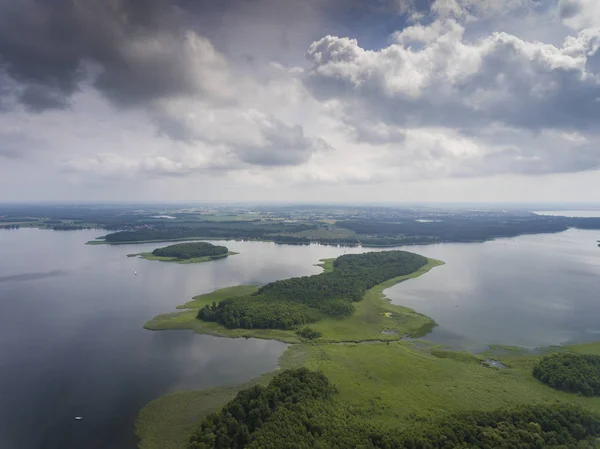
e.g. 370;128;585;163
0;0;213;110
0;0;436;113
19;86;72;112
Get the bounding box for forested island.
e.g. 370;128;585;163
198;250;428;329
129;242;236;264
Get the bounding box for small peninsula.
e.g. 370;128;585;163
128;242;237;264
137;250;600;449
144;251;443;343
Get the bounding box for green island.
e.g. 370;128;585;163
137;250;600;448
128;242;237;264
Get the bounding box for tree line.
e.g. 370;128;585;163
152;242;228;259
198;251;428;330
188;368;600;449
103;222;317;243
533;353;600;397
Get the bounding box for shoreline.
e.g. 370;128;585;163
85;227;578;248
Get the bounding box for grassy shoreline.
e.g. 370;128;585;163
143;258;444;344
136;339;600;449
135;345;310;449
127;251;238;264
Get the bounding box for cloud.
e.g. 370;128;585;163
2;0;600;202
0;132;46;159
0;0;233;110
151;101;327;167
386;127;600;178
62;145;238;179
301;3;600;179
430;0;537;21
306;19;600;134
559;0;600;30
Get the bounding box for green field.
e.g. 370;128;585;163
127;251;237;264
136;340;600;449
304;342;600;430
143;258;443;343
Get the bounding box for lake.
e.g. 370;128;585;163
1;226;599;448
385;228;600;351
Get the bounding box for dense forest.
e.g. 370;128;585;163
188;368;335;448
3;204;600;247
101;215;600;247
339;217;581;242
188;368;600;449
533;353;600;396
103;222;317;243
197;251;428;329
152;242;228;260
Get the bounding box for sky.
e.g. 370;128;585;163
0;0;599;203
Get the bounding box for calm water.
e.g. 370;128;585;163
386;228;600;351
0;227;599;448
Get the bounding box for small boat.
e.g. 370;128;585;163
134;270;137;276
75;416;83;420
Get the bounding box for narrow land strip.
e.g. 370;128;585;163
143;258;444;343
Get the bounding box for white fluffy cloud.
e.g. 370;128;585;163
306;19;599;131
302;5;600;180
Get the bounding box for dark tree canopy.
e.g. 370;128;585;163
188;368;334;449
533;353;600;397
103;222;317;243
198;250;428;330
188;368;600;449
152;242;228;260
